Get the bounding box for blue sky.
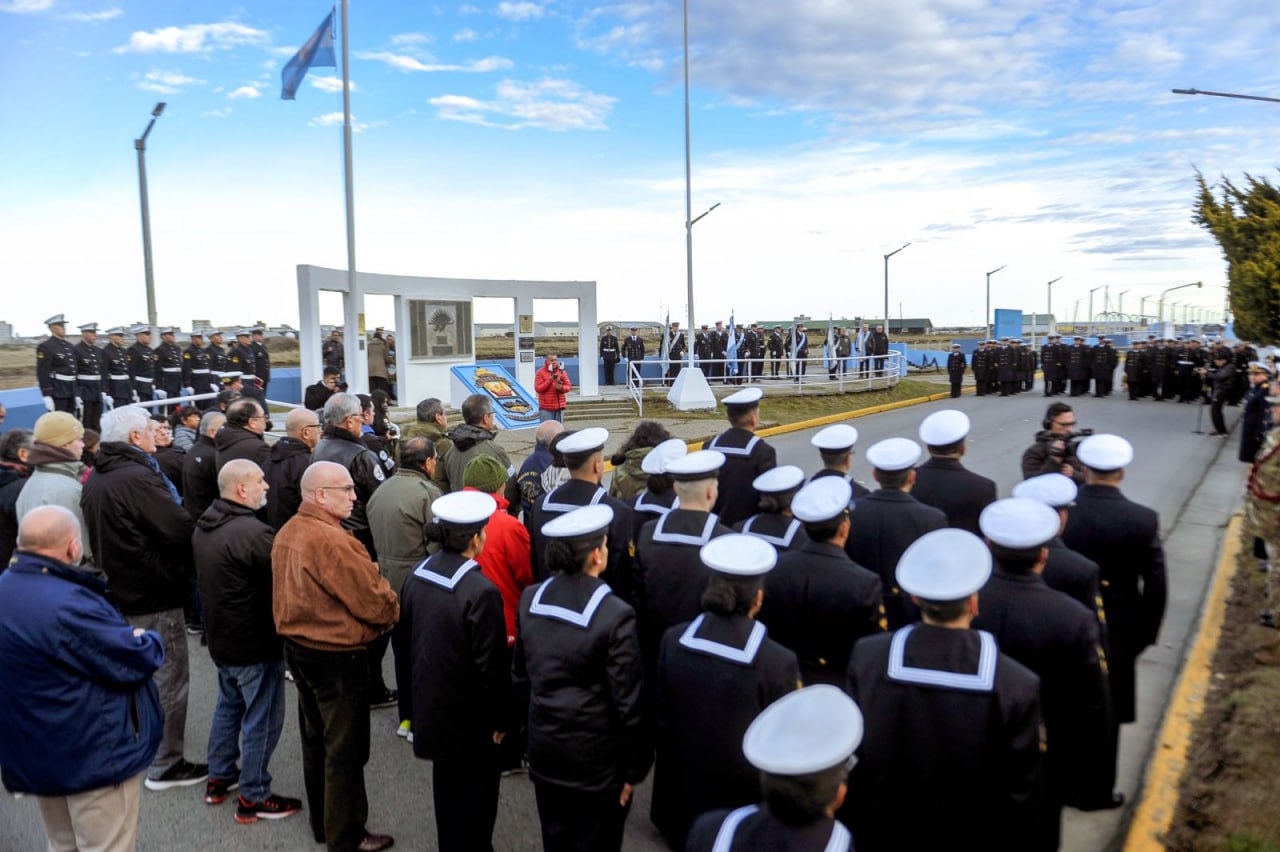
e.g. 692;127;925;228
1;0;1278;335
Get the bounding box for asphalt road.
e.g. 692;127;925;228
0;387;1244;851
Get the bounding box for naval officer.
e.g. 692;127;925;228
706;387;777;527
734;465;809;554
910;409;997;535
809;423;870;498
628;438;686;545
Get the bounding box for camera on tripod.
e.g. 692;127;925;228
1037;427;1094;461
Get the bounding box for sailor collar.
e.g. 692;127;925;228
652;510;719;545
711;804;850;852
678;614;766;666
886;624;997;693
528;577;612;629
541;481;606;514
635;492;679;516
412;553;480;591
740;515;801;547
706;431;761;457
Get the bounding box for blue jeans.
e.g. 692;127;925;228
207;659;286;801
539;408;564;423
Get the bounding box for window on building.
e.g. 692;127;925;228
408;300;474;360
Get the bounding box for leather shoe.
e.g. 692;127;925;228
358;834;395;852
1071;791;1125;811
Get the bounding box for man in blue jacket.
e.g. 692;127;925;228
0;505;164;850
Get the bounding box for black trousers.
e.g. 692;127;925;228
603;360;617;385
53;395;75;413
950;380;962;398
533;779;631;852
1211;396;1228;434
285;641;371;852
434;757;501;852
80;398;102;432
1069;380;1088;397
366;631;392;699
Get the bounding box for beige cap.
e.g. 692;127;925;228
34;411;85;448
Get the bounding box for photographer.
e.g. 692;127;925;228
534;354;573;423
1021;402;1089;485
1205;351;1236;437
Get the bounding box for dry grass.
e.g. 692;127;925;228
637;379;942;424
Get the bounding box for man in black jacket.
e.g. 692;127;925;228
912;409;997;535
1021;402;1086;486
215;399;270;473
183;411;225;522
946;344;966;397
304;367;341;411
264;407;318;530
195;459;302;821
81;404;207;790
600;326;620;386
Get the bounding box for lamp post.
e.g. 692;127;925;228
682;0;695;348
1158;281;1202;324
135;102;166;338
1043;276;1062;346
884;243;910;334
1117;289;1131;321
985;265;1006;340
1088;285;1104;337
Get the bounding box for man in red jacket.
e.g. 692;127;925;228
534;354;572;423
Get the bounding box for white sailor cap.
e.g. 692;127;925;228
558;427;609;457
235;328;253;337
1011;472;1076;508
811;423;858;453
752;465;805;494
220;371;243;383
723;387;763;408
432;490;496;527
1076;433;1133;471
699;533;777;577
541;503;614;539
160;326;178;335
641;438;688;475
864;437;921;472
979;498;1060;550
105;326;126;336
1248;361;1271;374
77;322;98;332
896;528;991;601
44;314;66;326
130;324;151;335
743;685;864;775
918;409;969;447
665;449;725;481
791;476;853;524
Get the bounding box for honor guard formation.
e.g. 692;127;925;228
7;316;1278;852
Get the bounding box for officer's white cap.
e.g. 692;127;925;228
105;326;126;336
979;498;1060;550
44;314;66;326
723;387;763;407
743;685;864;775
220;371;243;382
700;533;777;577
919;410;969;447
896;528;991;600
541;503;614;539
557;427;609;456
864;437;921;472
432;490;496;527
811;424;858;453
640;438;688;475
1011;473;1077;508
753;465;805;494
235;328;252;337
791;477;853;524
665;449;725;480
77;322;98;332
161;326;177;335
1248;361;1270;374
1076;434;1133;471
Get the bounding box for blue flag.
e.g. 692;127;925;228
281;10;336;100
726;313;739;377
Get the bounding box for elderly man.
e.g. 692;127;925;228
183;411;226;522
400;397;453;489
265;407;319;530
81;404;206;790
215;398;270;472
314;394;385;557
15;412;91;569
442;394;515;494
514;419;563;522
0;506;164;852
196;460;302;822
273;461;399;852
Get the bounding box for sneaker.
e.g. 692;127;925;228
145;760;209;791
234;793;303;824
368;688;398;709
396;720;411;739
205;776;240;805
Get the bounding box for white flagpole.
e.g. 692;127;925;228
339;0;366;392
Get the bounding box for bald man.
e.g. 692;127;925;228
0;506;164;852
264;408;320;530
515;419;565;522
272;461;399;851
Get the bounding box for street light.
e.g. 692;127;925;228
985;265;1006;340
1117;289;1131;321
1173;87;1280;105
884;243;910;334
1158;281;1202;324
1088;285;1105;337
135;101;166;338
682;0;695;349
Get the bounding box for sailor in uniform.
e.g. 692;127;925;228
154;326;184;411
182;332;215;409
206;330;229;386
844;437;947;630
651;534;800;847
809;423;870;498
759;477;884;687
36;314;78;414
707;387;777;526
975;499;1119;848
229;329;266;408
910;410;997;535
628;438;686;545
734;465;809;554
126;325;156;403
843;529;1044;851
101;327;134;409
946;343;966;397
73;322;105;430
686;685;861;852
528;427;636;604
397;491;512;852
513;505;650;852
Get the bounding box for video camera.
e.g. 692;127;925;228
1037;427;1095;461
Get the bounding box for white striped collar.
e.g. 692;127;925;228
652;511;718;545
528;578;612;628
541;483;606;514
678;615;766;665
706;433;760;457
412;555;480;591
711;805;850;852
886;625;997;692
634;492;679;516
741;515;801;547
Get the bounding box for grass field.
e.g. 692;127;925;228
635;378;943;424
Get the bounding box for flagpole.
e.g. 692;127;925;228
339;0;365;392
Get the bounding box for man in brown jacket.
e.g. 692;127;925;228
272;461;399;852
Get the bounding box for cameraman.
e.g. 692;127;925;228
1022;402;1088;485
534;353;573;423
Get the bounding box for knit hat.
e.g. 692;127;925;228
464;454;509;494
33;411;84;448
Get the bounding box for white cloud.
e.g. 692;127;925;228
357;51;512;73
496;1;542;21
311;76;355;93
134;69;206;94
429;78;616;130
0;0;53;12
458;3;482;13
309;112;370;132
453;28;478;42
228;85;260;99
62;6;120;21
114;21;269;54
390;32;433;46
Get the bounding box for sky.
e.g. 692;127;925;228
1;0;1278;336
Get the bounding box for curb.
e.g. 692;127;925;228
1123;514;1244;850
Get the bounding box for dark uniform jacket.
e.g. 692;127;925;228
1062;484;1166;723
1067;344;1092;381
630;488;676;547
623;335;646;362
37;335;78;402
733;512;809;553
182;433;219;521
182;344;213;394
668;330;687;361
844;625;1043;852
759;540;884;686
193;497;280;668
652;613;799;846
154;341;183;396
843;489;947;629
513;572;650;794
910;457;997;535
206;341;228;379
250;339;271;390
528;479;636;602
313;428;387;555
1241;383;1270;463
996;345;1016;382
600;334;619;364
263;437;312;530
126;341;155;401
73;341;103;403
102;343;133;406
707;428;777;527
1044;536;1105;625
810;467;871;499
947;351;966;381
400;552;511;761
688;805;851;852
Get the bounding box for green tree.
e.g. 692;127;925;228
1194;170;1280;343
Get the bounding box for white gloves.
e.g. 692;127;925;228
131;390;140;403
42;396;54;412
154;389;168;400
102;393;113;410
